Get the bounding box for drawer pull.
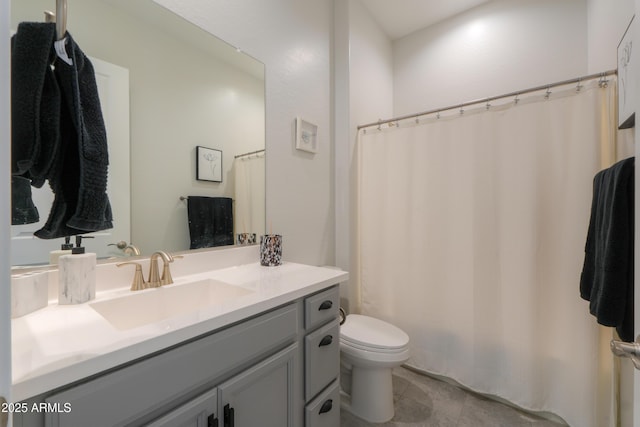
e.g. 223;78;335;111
319;335;333;347
319;399;333;414
318;300;333;310
224;404;235;427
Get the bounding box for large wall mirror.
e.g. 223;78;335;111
11;0;266;266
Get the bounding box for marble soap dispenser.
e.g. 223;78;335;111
49;236;73;265
58;236;96;304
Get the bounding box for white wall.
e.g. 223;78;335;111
393;0;588;116
349;0;394;128
156;0;335;266
334;0;394;310
0;0;12;411
587;0;635;72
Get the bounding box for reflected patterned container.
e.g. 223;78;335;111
260;234;282;266
237;233;256;245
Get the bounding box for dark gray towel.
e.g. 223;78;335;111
11;22;60;224
35;32;113;238
187;196;234;249
580;157;634;341
11;176;39;225
11;22;59;180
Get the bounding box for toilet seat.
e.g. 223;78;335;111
340;314;409;351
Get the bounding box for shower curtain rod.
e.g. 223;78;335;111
234;149;265;159
358;69;617;130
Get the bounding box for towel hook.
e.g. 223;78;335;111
43;0;67;40
56;0;67;40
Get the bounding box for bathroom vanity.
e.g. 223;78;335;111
10;246;346;427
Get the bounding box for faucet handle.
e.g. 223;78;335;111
117;262;147;291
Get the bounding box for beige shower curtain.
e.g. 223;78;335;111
357;79;630;427
233;154;265;238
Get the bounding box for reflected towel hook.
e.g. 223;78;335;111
56;0;67;40
43;0;67;40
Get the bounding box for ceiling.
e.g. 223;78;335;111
359;0;491;40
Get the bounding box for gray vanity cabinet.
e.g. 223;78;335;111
145;388;218;427
147;344;297;427
302;286;341;427
217;343;296;427
14;284;342;427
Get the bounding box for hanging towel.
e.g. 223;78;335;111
11;177;40;225
187;196;234;249
580;157;634;342
35;32;113;238
10;22;60;224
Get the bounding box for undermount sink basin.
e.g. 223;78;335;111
90;279;254;330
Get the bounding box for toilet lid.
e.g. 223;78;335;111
341;314;409;350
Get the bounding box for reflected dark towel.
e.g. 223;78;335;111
11;22;59;225
580;157;634;342
187;197;233;249
11;176;39;225
11;22;59;182
35;32;112;238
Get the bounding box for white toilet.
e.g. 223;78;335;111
340;314;410;423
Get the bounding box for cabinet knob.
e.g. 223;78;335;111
319;335;333;347
319;399;333;414
318;300;333;310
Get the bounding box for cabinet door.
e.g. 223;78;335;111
145;388;218;427
218;343;297;427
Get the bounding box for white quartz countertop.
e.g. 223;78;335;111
12;261;348;401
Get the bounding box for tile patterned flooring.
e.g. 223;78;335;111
340;367;567;427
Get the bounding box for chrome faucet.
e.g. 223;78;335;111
108;240;141;256
148;251;173;287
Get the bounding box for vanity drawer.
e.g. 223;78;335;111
305;319;340;400
305;380;340;427
304;285;339;330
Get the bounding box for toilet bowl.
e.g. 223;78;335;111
340;314;410;423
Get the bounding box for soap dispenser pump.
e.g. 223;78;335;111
58;235;97;305
49;236;73;265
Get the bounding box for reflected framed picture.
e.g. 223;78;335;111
196;146;222;182
295;117;318;153
618;16;635;129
